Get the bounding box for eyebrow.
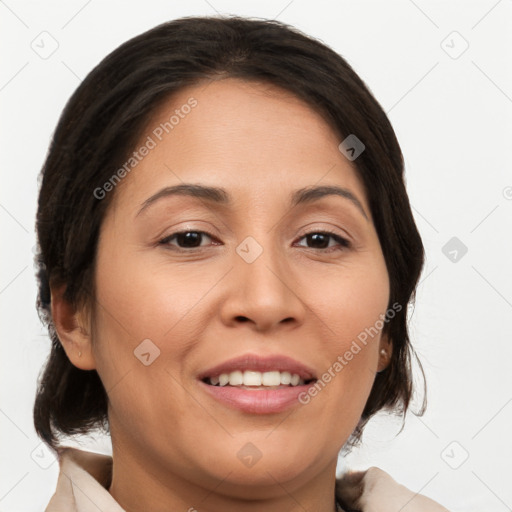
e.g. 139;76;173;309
136;183;368;220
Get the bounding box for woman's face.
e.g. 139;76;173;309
88;78;390;496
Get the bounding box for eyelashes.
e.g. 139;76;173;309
158;229;351;253
158;231;219;249
294;231;351;251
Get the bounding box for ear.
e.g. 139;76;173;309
50;283;96;370
377;331;392;373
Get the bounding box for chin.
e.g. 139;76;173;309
206;461;310;500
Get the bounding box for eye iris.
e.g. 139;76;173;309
177;231;202;247
308;233;329;249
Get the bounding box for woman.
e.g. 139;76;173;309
34;15;450;511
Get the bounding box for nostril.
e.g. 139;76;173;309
234;316;249;322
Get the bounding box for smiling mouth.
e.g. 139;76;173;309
201;376;317;389
198;372;318;414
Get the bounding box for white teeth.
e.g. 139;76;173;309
262;371;281;386
206;370;309;387
280;371;292;385
243;370;261;386
229;370;244;386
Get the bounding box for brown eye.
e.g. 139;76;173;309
296;231;351;251
159;230;216;249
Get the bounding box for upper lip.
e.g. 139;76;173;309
197;353;318;381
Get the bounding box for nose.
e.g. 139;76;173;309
218;239;306;332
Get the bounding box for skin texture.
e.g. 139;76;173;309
52;78;392;512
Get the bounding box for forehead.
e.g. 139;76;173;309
111;78;369;215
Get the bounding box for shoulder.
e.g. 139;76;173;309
335;466;451;512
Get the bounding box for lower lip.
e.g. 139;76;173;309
198;380;316;414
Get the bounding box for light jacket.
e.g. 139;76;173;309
45;447;451;511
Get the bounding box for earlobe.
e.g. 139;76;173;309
50;283;96;371
377;334;392;373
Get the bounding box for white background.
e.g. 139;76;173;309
1;1;511;511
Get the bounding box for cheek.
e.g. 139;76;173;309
90;253;201;428
302;254;389;346
93;242;209;340
298;255;389;410
90;242;223;387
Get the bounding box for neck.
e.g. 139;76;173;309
108;439;340;512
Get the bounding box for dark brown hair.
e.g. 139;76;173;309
34;15;426;454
